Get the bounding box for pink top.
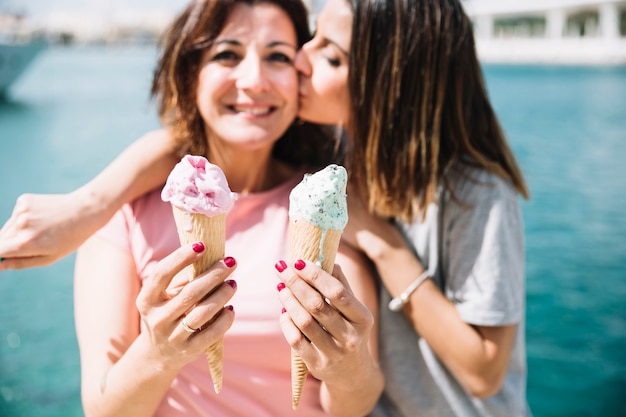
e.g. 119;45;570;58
98;169;329;417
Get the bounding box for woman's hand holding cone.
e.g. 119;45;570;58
275;260;375;399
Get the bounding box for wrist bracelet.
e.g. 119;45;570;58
388;270;430;312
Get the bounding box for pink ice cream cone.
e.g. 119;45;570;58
162;154;237;394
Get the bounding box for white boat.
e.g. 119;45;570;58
0;12;46;95
0;41;46;94
462;0;626;65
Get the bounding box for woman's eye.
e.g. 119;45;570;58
321;45;341;67
268;52;294;65
326;56;341;67
213;51;239;62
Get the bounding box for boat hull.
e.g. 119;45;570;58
0;42;46;94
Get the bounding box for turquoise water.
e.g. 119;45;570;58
1;46;625;416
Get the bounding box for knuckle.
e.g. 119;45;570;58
306;296;327;315
344;337;359;353
298;314;317;333
326;285;349;304
135;296;148;314
15;213;32;230
306;267;324;285
14;194;31;210
179;291;197;307
195;298;221;318
290;331;308;350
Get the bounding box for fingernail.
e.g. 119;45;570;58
226;279;237;289
277;282;286;292
294;259;306;270
224;256;236;267
225;305;234;312
275;260;287;272
192;242;205;253
281;307;287;314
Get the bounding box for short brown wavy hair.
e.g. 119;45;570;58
151;0;338;168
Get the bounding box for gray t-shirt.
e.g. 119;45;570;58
370;167;533;417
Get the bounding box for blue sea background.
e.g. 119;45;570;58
0;45;625;416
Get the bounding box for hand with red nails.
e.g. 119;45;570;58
275;246;383;413
134;243;237;364
75;239;237;416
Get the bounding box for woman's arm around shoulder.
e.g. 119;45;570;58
344;187;518;398
0;129;177;271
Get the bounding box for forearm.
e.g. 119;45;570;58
76;130;177;228
320;357;384;417
82;333;180;417
319;248;384;416
0;130;177;270
361;227;510;397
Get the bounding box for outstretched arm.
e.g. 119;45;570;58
343;190;517;399
0;130;177;271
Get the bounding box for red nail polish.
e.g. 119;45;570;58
277;282;286;292
275;260;287;272
281;307;287;314
294;259;306;270
224;256;236;267
192;242;205;253
226;279;237;289
225;305;234;312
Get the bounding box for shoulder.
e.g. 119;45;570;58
137;128;172;144
441;166;524;240
446;165;520;210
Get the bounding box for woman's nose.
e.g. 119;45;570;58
235;55;269;92
294;46;312;76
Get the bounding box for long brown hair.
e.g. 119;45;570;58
151;0;337;168
348;0;529;222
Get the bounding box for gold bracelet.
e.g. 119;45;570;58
388;270;430;312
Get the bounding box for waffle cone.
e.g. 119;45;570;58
205;338;224;393
291;348;309;409
171;206;225;277
171;205;226;393
288;218;342;409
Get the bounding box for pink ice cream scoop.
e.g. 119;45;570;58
161;155;237;215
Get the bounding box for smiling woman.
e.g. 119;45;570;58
193;4;300;159
67;1;383;417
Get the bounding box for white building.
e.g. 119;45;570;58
462;0;626;65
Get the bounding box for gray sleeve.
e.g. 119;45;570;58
444;173;525;326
